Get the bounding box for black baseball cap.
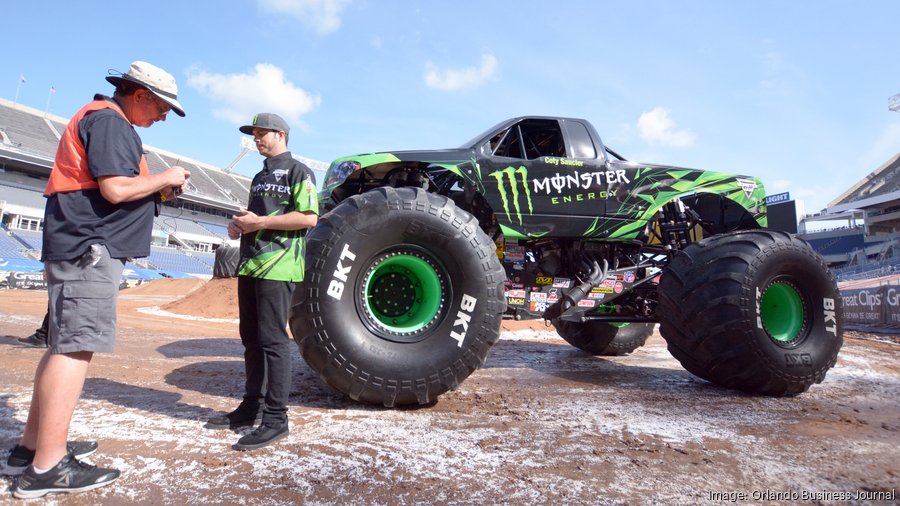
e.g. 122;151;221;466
239;113;290;135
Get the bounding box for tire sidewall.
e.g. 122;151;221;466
745;242;842;377
294;188;503;396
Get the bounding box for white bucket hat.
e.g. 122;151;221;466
106;61;185;117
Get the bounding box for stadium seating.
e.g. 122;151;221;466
11;229;42;250
0;98;326;281
0;229;32;260
148;246;213;276
198;221;230;239
806;233;866;257
0;106;60;155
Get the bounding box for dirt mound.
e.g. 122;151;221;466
124;277;206;296
151;277;551;330
502;318;552;332
160;277;238;319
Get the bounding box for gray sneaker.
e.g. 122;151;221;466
205;405;263;430
233;422;288;451
17;332;48;348
4;441;98;476
13;453;119;499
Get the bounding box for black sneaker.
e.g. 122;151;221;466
233;422;288;451
4;441;98;476
12;453;119;499
205;405;263;430
17;332;48;348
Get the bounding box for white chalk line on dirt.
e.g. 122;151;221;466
136;306;239;324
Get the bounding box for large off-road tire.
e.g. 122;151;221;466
599;323;654;356
290;187;506;407
553;321;653;356
657;230;843;396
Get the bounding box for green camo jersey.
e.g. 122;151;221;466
237;151;319;281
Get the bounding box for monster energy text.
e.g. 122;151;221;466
489;166;630;223
533;169;630;194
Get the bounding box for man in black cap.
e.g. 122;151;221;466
205;113;318;451
8;61;190;499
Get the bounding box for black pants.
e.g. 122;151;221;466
237;276;295;426
36;309;50;338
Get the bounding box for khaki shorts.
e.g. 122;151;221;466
45;244;125;354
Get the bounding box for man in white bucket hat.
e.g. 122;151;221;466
105;60;186;118
7;61;190;499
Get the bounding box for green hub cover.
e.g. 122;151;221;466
364;253;443;334
760;281;805;343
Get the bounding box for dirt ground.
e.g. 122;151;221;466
0;278;897;505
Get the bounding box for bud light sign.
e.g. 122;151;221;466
765;192;791;205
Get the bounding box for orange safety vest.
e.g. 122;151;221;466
44;99;149;197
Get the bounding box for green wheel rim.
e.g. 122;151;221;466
364;253;443;334
760;281;805;343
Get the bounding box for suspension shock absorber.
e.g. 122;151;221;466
658;198;691;250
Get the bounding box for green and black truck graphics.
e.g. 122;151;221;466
291;116;843;407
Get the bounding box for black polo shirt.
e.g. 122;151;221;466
42;95;157;261
237;151;318;281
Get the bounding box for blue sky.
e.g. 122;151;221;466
4;0;899;214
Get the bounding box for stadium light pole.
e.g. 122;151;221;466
890;93;900;113
223;136;258;174
13;75;25;104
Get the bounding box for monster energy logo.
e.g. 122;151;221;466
490;166;533;225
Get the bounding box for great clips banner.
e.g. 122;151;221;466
840;286;900;330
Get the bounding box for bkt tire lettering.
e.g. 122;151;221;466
490;166;532;225
449;294;477;348
327;243;356;301
756;286;763;329
823;298;837;335
785;353;812;367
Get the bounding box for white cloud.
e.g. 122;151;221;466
637;107;696;148
187;63;321;126
258;0;350;34
424;53;498;92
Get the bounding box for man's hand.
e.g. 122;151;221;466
99;166;191;204
231;208;265;234
227;220;242;240
160;166;191;200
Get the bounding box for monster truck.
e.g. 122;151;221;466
289;116;843;407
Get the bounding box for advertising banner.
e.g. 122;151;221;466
4;271;47;290
840;286;900;331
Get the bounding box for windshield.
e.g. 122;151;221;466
458;119;516;149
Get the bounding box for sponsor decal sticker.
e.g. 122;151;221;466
736;178;759;199
530;301;548;313
504;245;526;262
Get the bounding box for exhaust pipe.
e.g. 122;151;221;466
543;257;608;321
